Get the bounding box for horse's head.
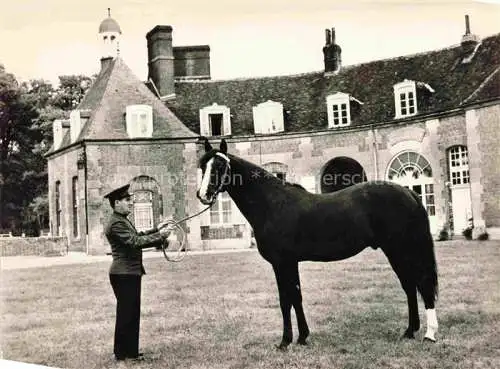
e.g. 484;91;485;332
196;138;231;205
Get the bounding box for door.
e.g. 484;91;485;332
387;151;438;235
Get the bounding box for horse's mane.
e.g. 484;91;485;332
285;182;306;191
226;154;307;192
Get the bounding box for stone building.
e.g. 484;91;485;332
46;13;500;254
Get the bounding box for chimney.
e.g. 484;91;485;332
323;27;342;74
461;15;479;54
173;45;211;81
70;110;81;143
100;57;113;71
146;25;175;100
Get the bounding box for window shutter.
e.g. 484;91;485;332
223;110;231;136
199;110;210;136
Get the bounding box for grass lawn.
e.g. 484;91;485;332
1;240;500;369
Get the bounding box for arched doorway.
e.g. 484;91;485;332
320;157;367;193
386;151;437;233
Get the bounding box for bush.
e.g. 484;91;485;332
462;227;473;240
437;228;449;241
477;232;489;241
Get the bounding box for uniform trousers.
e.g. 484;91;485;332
109;274;142;359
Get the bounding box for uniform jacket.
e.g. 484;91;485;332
105;211;165;275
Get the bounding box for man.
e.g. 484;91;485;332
103;184;171;361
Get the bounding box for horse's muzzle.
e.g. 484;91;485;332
196;190;213;205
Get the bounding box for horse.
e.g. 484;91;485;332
196;138;439;350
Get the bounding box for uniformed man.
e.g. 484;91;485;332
103;184;171;361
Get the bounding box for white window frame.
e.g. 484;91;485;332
209;192;232;225
126;105;153;138
252;100;284;134
448;146;470;186
394;80;417;118
200;103;231;137
72;176;79;239
133;191;154;232
326;92;351;128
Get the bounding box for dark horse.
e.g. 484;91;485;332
196;138;439;349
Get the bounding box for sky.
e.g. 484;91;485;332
1;0;499;86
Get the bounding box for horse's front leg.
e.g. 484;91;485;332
273;263;293;350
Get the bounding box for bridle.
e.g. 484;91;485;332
210;152;232;200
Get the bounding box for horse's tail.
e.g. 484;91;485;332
408;189;439;302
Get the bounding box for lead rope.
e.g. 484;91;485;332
157;203;214;262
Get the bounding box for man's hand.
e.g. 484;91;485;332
159;227;171;238
157;219;171;229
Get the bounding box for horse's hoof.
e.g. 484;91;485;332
275;343;288;351
297;338;308;346
423;337;436;343
401;331;415;340
401;332;415;340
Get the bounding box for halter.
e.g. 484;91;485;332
212;152;232;198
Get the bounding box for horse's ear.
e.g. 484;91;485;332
202;137;212;152
220;139;227;154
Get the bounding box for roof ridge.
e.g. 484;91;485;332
461;64;500;105
176;32;500;84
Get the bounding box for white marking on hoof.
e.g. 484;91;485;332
424;308;438;342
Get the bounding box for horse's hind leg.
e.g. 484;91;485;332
383;250;420;338
415;256;439;342
290;262;310;345
414;226;439;342
272;260;310;349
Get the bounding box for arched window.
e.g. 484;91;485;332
387;151;432;181
130;176;161;231
133;190;153;231
387;151;435;217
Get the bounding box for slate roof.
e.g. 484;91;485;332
47;57;196;155
168;33;500;136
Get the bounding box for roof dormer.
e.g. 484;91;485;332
394;79;435;119
252;100;284;134
199;103;231;137
326;92;363;128
126;105;153;138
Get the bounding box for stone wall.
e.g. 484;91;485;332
0;237;67;257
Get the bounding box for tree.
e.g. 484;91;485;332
0;67;93;233
0;65;41;230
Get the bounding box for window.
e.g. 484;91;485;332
72;176;79;238
252;100;285;134
210;192;232;224
200;103;231;136
133;191;153;232
394;80;417;118
263;162;288;184
126;105;153;138
55;181;61;236
387;151;435;216
326;92;354;128
209;114;223;136
448;146;470;185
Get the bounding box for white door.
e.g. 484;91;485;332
451;186;472;233
448;146;472;234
